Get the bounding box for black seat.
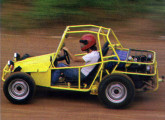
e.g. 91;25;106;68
101;41;109;57
82;41;109;85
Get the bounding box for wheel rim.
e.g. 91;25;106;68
105;82;127;103
8;79;29;100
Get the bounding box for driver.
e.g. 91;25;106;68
51;34;100;85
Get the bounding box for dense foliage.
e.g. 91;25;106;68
2;0;165;29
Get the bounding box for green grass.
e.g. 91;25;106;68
2;0;165;30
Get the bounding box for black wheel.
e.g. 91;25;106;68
98;74;135;109
3;72;36;104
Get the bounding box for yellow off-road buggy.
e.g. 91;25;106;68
2;25;162;108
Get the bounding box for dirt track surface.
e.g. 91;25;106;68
1;19;165;120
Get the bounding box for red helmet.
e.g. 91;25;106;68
80;34;96;51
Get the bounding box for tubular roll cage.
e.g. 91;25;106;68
2;25;159;92
50;25;159;92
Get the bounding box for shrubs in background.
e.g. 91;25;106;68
2;0;165;29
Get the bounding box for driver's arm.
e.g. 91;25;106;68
63;47;84;62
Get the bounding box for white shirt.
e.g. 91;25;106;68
81;51;100;76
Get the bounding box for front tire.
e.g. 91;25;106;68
3;72;36;104
98;74;135;109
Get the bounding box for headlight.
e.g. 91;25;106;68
8;60;11;66
8;60;14;71
14;53;20;61
8;60;14;66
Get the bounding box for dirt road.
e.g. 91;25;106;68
1;19;165;120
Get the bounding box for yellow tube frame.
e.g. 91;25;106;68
50;25;159;92
2;24;159;93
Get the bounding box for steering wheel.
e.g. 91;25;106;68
63;50;70;65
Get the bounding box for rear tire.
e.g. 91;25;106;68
98;74;135;109
3;72;36;104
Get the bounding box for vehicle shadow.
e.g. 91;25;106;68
33;86;158;109
34;86;100;104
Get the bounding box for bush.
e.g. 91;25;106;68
25;0;138;26
2;0;165;29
